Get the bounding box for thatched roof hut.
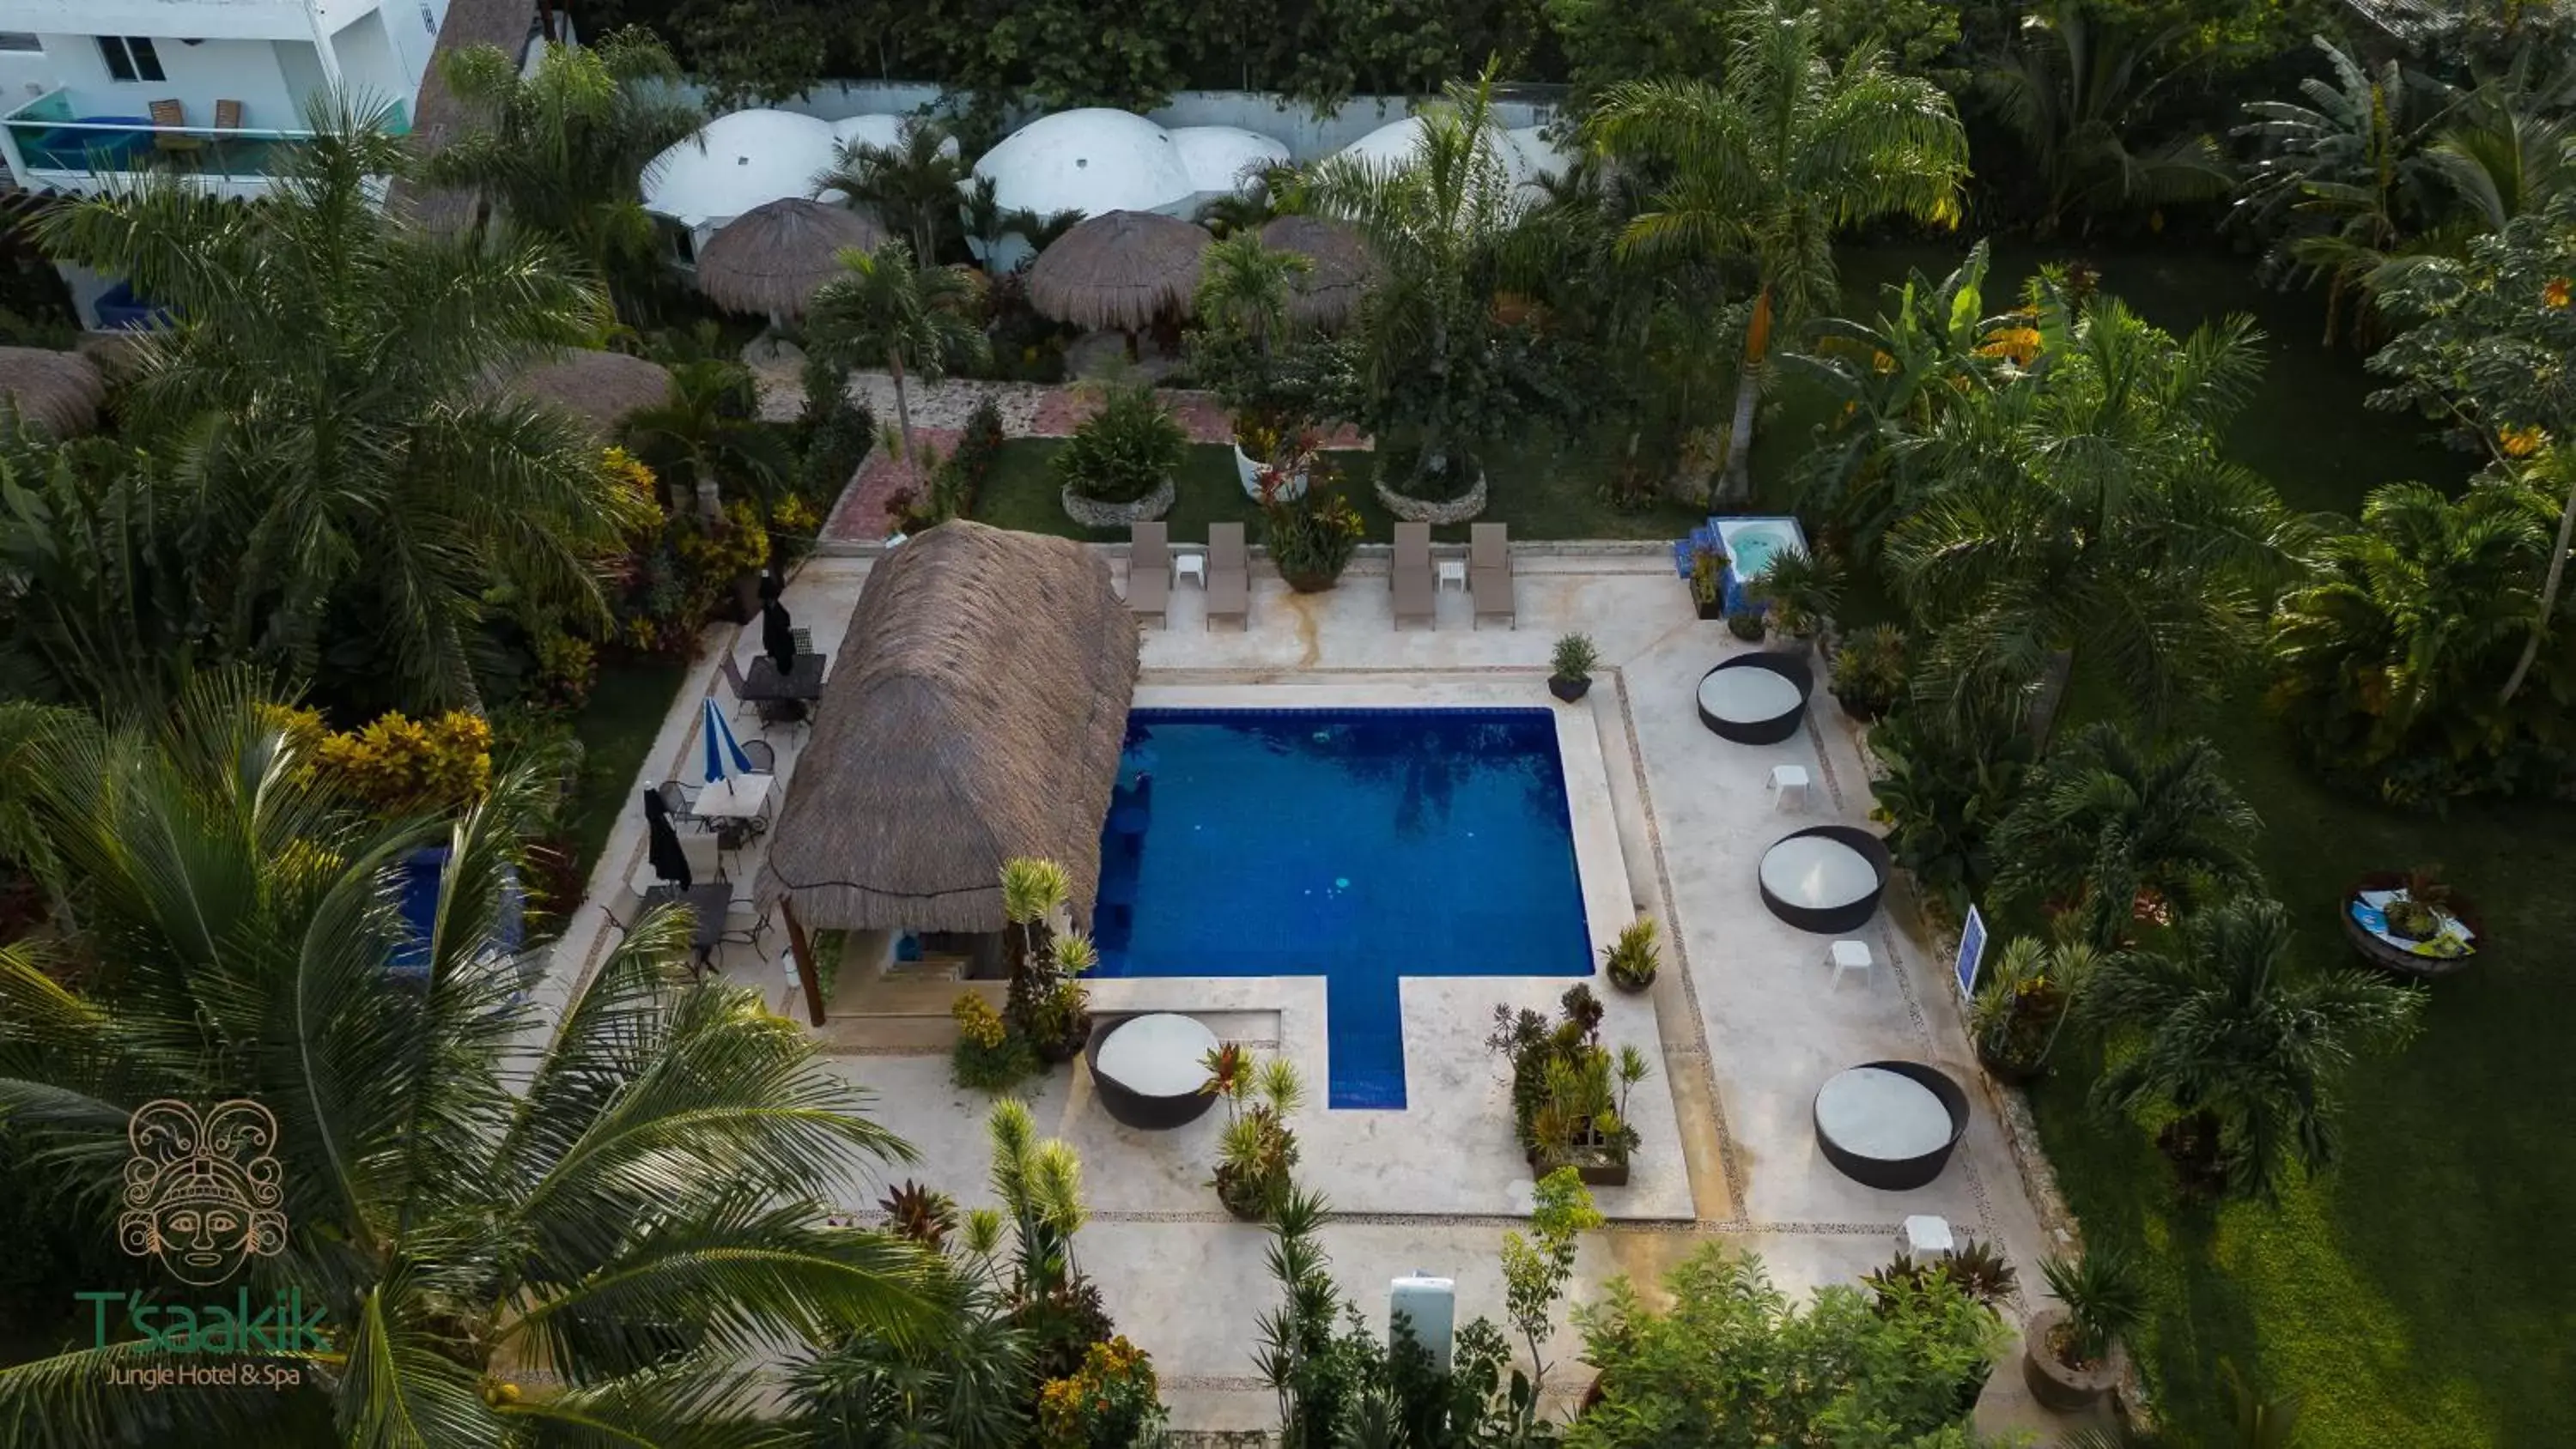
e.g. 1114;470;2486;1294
694;198;884;321
1261;215;1372;331
494;349;672;436
393;0;538;238
762;521;1140;933
0;347;106;436
1028;209;1211;331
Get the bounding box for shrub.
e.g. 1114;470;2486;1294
1867;707;2032;917
279;707;495;818
795;391;875;507
528;633;598;715
1484;984;1649;1167
1552;632;1599;682
1261;458;1364;589
1201;1046;1304;1218
1689;545;1728;606
672;500;772;582
920;396;1006;525
1831;623;1909;721
1036;1336;1164;1449
1747;547;1844;638
1602;918;1658;991
951;992;1038;1091
1052;383;1185;503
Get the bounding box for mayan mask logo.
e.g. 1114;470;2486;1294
117;1100;289;1287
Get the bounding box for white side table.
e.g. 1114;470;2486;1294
1902;1215;1955;1259
1174;552;1207;588
1769;763;1811;812
1437;559;1468;592
1827;938;1874;991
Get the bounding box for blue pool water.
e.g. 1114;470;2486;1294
1090;708;1592;1108
1715;516;1811;615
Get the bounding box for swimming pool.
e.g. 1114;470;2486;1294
1090;707;1593;1108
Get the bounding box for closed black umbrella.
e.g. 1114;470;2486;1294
643;789;691;888
758;566;786;604
762;598;796;674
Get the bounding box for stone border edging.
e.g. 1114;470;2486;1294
1061;476;1178;527
1376;472;1488;523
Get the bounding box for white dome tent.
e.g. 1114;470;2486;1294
643;109;845;248
1165;124;1291;205
974;108;1194;219
1329;116;1569;208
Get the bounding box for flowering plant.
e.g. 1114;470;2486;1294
1036;1337;1163;1449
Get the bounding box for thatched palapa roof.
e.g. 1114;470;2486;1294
1261;215;1372;331
761;521;1141;933
1028;209;1212;331
393;0;538;237
0;346;106;436
694;198;884;321
494;349;673;436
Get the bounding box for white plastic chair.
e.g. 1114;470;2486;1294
1827;939;1874;991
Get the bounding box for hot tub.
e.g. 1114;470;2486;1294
1714;516;1810;614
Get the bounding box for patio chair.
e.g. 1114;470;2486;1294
149;100;204;159
721;894;778;960
789;626;813;657
1127;521;1170;628
718;654;758;722
1391;522;1435;630
1470;522;1516;629
658;779;705;834
1206;522;1249;631
741;738;776;774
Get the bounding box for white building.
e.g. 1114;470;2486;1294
0;0;459;200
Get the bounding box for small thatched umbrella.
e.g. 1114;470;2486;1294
495;350;674;438
1028;210;1212;331
695;198;887;322
1260;215;1373;332
0;346;106;436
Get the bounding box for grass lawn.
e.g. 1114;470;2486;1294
562;658;690;883
969;440;1709;544
1844;243;2576;1444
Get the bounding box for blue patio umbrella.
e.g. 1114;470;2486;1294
702;696;753;786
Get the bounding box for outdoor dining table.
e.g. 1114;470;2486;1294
641;882;734;971
744;652;829;702
693;773;772;823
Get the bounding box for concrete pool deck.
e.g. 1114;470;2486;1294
541;543;2076;1436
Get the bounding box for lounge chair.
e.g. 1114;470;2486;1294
149;100;203;159
1391;522;1435;630
1206;522;1249;630
1127;522;1170;628
1470;522;1516;629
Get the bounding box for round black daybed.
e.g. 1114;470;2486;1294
1813;1060;1970;1191
1084;1012;1221;1130
1696;652;1814;746
1758;825;1893;935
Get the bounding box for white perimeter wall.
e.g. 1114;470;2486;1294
37;34;296;129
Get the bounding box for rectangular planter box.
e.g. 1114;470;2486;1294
1530;1146;1631;1187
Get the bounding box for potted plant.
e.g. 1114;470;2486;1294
1233;416;1315;502
1969;936;2097;1084
1746;547;1844;641
2022;1248;2144;1412
1549;633;1598;702
1054;381;1187;525
1200;1045;1305;1220
1486;985;1650;1186
2383;865;2451;942
1830;624;1909;722
1689;545;1728;621
1601;918;1658;992
1261;458;1364;591
1726;609;1768;643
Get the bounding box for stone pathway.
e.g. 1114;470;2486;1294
754;364;1370;542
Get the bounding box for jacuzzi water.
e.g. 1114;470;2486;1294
1714;517;1811;605
1090;708;1592;1108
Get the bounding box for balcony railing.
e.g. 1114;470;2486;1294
3;88;409;187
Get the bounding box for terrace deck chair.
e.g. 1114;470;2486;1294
718;653;758;722
1127;521;1170;628
149;100;203;159
1391;522;1435;630
1470;523;1516;629
1206;521;1249;630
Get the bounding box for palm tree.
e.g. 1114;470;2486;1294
807;240;991;493
2085;898;2422;1200
620;357;793;518
1586;2;1970;501
2269;479;2561;795
36;98;647;712
1883;276;2293;733
0;439;210;715
1192;233;1313;453
1991;722;2264;948
812;118;969;265
419;28;702;296
961;176;1083;273
2233;37;2445;346
0;676;930;1443
1980;0;2234;235
1291;69;1529;500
